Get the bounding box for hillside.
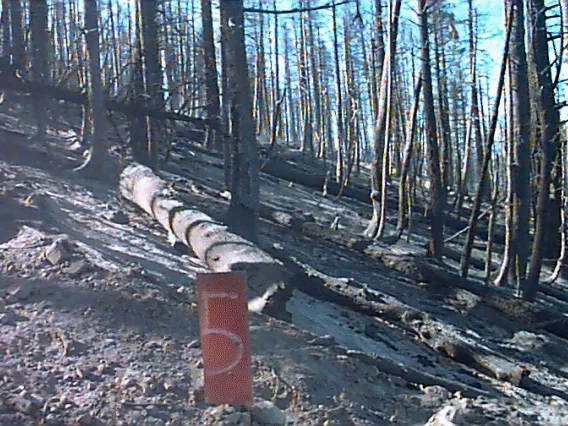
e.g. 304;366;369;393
1;95;567;425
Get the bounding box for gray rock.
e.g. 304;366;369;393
10;282;34;300
423;386;450;399
5;294;18;304
224;411;251;426
510;331;548;351
5;395;33;414
250;400;286;426
108;211;129;225
424;399;468;426
75;413;104;425
0;298;6;313
63;260;89;277
0;312;16;325
421;385;451;408
4;391;43;416
308;334;337;347
45;240;70;265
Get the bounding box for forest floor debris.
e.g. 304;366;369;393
1;96;567;425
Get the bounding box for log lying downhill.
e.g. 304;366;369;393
174;142;507;244
375;251;568;340
0;69;215;130
272;253;530;395
119;163;293;319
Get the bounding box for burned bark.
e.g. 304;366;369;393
29;0;48;144
396;74;422;237
375;252;568;340
418;0;445;258
418;322;529;386
524;0;561;301
78;0;110;175
200;0;221;150
140;0;162;168
508;0;532;291
0;72;218;131
460;1;513;279
220;0;260;242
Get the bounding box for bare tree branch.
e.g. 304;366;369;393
244;0;352;15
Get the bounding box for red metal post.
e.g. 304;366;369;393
196;272;253;405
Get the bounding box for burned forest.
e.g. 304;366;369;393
0;0;567;425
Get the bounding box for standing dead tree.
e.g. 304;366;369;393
140;0;162;169
460;1;514;279
524;0;562;300
546;0;568;284
29;0;48;145
201;0;221;150
74;0;112;176
221;0;261;242
418;0;446;258
508;0;532;293
365;0;402;239
396;73;423;238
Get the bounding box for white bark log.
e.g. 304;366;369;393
119;163;293;317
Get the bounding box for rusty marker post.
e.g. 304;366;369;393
196;272;253;405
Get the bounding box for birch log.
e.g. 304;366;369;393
119;163;293;319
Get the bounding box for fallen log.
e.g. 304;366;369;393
262;159;379;205
178;178;374;253
345;350;489;398
440;246;495;272
171;142;507;244
281;255;549;394
258;204;307;232
281;253;550;394
418;322;529;386
443;207;492;243
375;252;568;340
538;283;568;304
262;160;508;244
0;74;216;130
119;163;294;319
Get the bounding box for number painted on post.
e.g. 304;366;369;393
201;291;244;377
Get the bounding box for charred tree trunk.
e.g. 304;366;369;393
366;0;402;239
373;0;385;117
396;74;423;237
468;0;484;181
495;12;516;286
307;0;322;158
29;0;48;144
418;0;445;258
220;0;260;242
1;0;10;57
201;0;221;150
376;0;402;240
270;1;282;150
433;30;451;193
129;4;149;166
524;0;560;300
9;0;24;69
80;0;110;175
509;0;532;292
332;3;345;184
140;0;162;168
460;1;514;279
547;0;568;283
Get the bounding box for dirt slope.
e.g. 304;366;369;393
1;96;567;425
